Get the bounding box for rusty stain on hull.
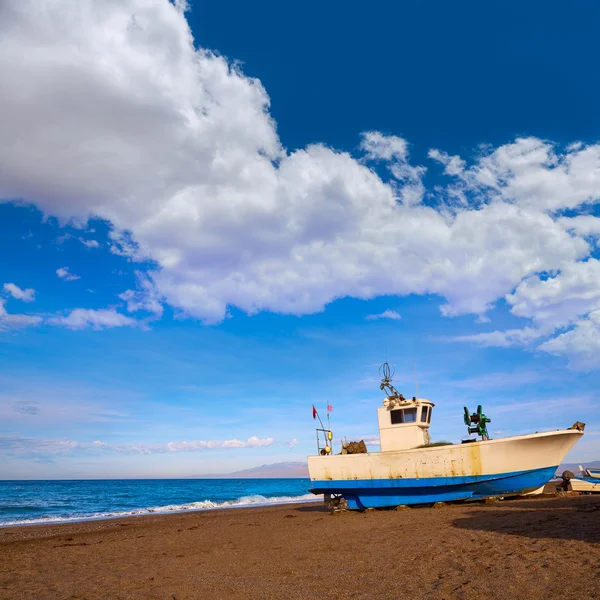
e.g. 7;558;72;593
467;442;483;476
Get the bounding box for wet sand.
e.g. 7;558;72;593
1;492;599;600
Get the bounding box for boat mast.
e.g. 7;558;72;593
414;359;418;400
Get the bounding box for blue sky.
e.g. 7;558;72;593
2;0;600;479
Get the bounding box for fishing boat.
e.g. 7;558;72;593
562;466;600;493
308;363;585;510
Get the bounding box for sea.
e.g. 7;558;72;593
0;479;316;527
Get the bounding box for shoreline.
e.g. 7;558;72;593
2;492;599;599
0;481;566;530
0;494;319;530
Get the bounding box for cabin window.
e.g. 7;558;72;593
421;406;428;423
404;408;417;423
390;408;418;424
390;410;403;424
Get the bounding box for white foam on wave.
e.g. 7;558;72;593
0;493;319;527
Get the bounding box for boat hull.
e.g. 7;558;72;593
569;477;600;493
308;429;582;509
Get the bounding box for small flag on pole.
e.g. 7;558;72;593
327;404;333;412
312;405;317;419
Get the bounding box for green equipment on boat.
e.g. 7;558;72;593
463;405;491;440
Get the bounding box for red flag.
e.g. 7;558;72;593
327;405;333;412
312;405;317;419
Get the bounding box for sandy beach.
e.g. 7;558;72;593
1;491;599;600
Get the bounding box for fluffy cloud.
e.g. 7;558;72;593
445;137;600;211
455;259;600;367
0;299;42;331
48;308;139;330
56;267;80;281
507;259;600;331
118;271;164;317
79;238;100;249
453;327;541;349
0;435;275;457
0;436;79;456
365;310;402;321
3;283;36;302
165;436;273;452
1;1;600;367
538;312;600;371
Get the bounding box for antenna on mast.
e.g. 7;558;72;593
414;360;418;399
379;362;402;399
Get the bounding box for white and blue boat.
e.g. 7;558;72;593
308;363;585;510
564;466;600;493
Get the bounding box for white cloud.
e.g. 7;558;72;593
78;237;100;248
365;309;402;321
48;308;138;330
450;137;600;211
0;299;42;331
164;436;273;452
454;259;600;367
538;312;600;371
453;327;541;348
0;436;79;456
559;215;600;242
1;435;275;457
119;271;163;316
359;131;427;206
428;149;466;177
0;1;600;366
507;259;600;331
3;283;36;302
360;131;408;162
56;267;80;281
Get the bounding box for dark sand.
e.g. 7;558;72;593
1;491;599;600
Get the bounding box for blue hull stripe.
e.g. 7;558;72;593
576;476;600;484
309;466;557;509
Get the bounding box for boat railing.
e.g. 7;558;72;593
315;427;333;455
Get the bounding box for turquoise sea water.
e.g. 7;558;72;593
0;479;315;527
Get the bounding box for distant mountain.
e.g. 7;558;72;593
202;462;309;479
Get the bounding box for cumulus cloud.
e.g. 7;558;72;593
1;1;600;367
443;137;600;211
118;271;164;317
48;308;139;330
79;237;100;248
1;435;275;457
165;436;273;452
365;309;402;321
3;283;36;302
0;436;79;457
559;215;600;242
428;149;466;177
360;131;408;162
0;299;42;331
454;259;600;367
56;267;80;281
538;312;600;371
507;259;600;331
453;327;541;348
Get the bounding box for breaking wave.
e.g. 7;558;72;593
0;493;318;527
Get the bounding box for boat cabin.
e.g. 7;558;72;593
378;395;435;452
